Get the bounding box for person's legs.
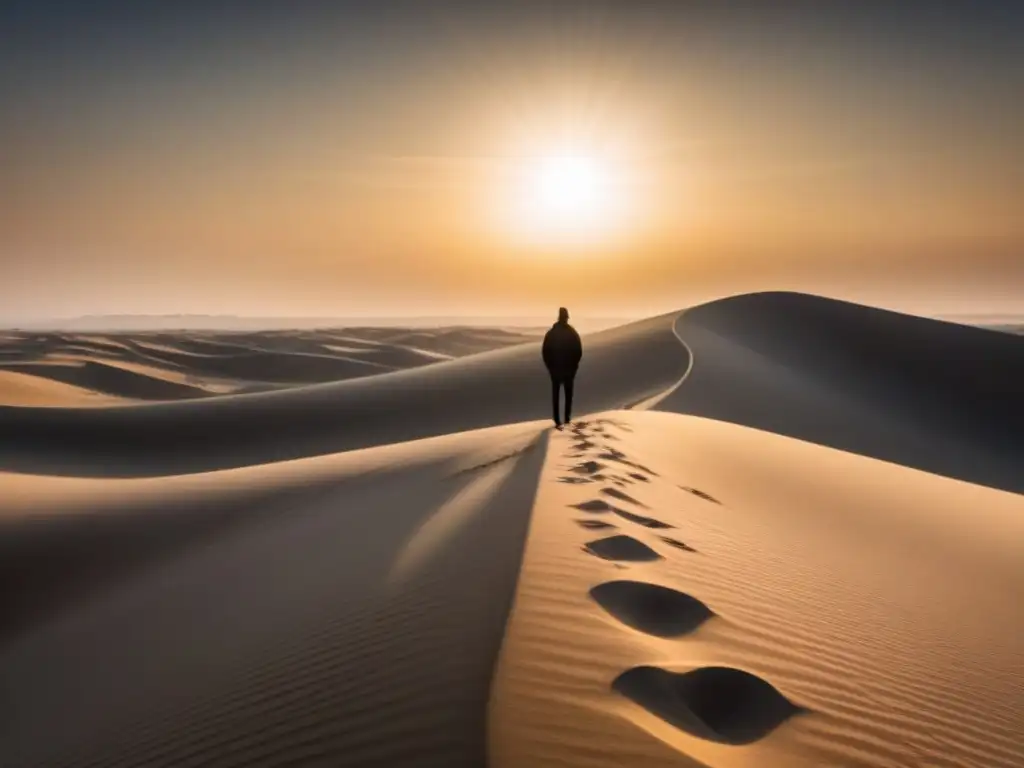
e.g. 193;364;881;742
564;376;575;424
551;377;562;426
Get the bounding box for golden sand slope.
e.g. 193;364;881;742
490;412;1024;768
0;423;549;767
4;293;1023;767
0;370;128;407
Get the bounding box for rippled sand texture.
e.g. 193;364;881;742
489;414;1024;768
3;292;1022;767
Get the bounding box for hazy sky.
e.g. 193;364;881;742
2;1;1022;321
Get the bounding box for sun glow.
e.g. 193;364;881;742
535;155;609;219
505;150;629;249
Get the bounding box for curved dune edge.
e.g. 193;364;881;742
0;370;130;407
0;423;549;767
0;313;688;476
655;291;1024;493
0;326;542;405
4;290;1020;484
4;292;1024;767
2;358;217;401
488;411;1024;768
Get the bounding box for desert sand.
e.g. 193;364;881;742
2;292;1022;767
0;326;542;406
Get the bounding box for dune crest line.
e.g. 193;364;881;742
1;427;550;767
0;314;688;476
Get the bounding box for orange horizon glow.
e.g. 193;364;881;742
1;5;1021;321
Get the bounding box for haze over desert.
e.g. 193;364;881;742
2;2;1022;767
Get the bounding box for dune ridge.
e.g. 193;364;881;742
656;291;1024;492
0;370;127;407
0;326;543;407
0;314;688;476
4;291;1023;768
489;413;1024;768
1;424;549;767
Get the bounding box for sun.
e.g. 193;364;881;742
506;151;625;247
535;154;609;219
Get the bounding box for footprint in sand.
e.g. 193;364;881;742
590;581;714;637
680;486;721;504
614;509;674;530
628;472;649;483
570;460;605;476
612;666;801;745
558;476;594;485
601;487;648;508
573;499;619;513
576;519;617;531
659;536;697;552
583;535;663;562
597;451;659;477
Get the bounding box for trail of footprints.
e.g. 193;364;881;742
558;419;802;748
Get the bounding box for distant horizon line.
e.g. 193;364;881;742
4;313;638;332
4;295;1023;333
6;310;1023;332
11;313;639;321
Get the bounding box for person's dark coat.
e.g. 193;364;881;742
542;320;583;380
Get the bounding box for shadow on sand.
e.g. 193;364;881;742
657;292;1024;494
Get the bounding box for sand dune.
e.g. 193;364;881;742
3;292;1023;767
0;326;542;407
658;291;1024;492
0;314;687;475
0;370;127;407
2;358;216;400
489;413;1024;768
1;423;549;767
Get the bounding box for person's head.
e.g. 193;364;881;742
557;307;569;323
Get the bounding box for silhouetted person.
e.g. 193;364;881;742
542;307;583;429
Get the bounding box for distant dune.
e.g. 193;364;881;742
2;292;1022;768
0;315;686;475
985;322;1024;335
13;314;627;332
0;326;542;407
0;370;127;407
